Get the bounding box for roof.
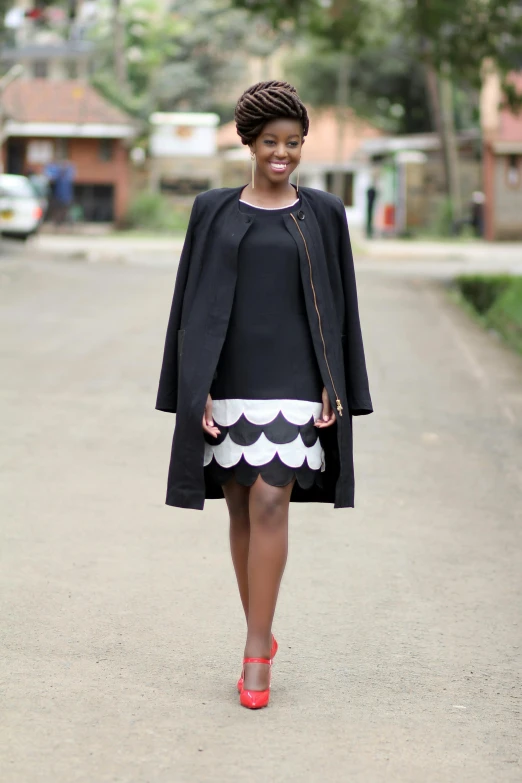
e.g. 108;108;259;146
217;108;382;164
363;129;480;155
2;79;133;127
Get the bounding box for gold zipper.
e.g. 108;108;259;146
290;213;343;417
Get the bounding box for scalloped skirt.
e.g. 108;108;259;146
203;399;325;490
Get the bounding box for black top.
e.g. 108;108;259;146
211;198;323;402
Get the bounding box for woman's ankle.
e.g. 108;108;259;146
244;632;272;659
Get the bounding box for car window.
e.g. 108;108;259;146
0;177;35;198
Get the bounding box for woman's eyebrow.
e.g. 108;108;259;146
262;133;301;139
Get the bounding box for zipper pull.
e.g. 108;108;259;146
336;399;343;416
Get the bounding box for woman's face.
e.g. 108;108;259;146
250;118;303;187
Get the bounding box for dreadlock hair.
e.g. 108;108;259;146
234;81;309;146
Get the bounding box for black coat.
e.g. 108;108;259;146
156;186;373;510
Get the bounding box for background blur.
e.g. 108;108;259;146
1;3;522;782
0;0;522;238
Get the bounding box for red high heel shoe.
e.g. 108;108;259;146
237;635;277;693
239;657;272;710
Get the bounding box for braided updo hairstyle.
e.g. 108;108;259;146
234;80;309;145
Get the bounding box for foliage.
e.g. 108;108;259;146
487;277;522;354
88;0;289;118
455;274;513;314
286;35;433;133
455;274;522;355
233;0;522;96
123;191;190;233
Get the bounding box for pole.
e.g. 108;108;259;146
333;52;350;202
0;64;25;174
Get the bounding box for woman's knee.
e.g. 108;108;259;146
250;480;291;530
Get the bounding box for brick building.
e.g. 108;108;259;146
0;79;137;223
481;69;522;241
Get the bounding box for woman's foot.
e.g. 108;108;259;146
239;657;272;710
237;634;277;692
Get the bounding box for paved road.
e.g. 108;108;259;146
1;245;521;783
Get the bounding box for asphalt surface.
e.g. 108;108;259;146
1;240;521;782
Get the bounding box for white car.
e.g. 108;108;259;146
0;174;44;240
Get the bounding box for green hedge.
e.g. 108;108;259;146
454;274;522;355
123;192;190;233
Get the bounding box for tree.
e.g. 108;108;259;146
89;0;289;121
233;0;522;219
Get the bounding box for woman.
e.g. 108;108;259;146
156;81;373;709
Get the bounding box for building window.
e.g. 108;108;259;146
506;155;520;189
325;171;354;206
99;139;113;161
55;139;69;160
33;61;48;78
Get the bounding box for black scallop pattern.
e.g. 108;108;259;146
205;455;323;492
203;425;229;446
210;412;319;448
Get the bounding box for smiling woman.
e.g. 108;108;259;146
156;80;372;711
235;80;309;204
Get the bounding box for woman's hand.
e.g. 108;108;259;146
314;387;337;429
202;394;221;438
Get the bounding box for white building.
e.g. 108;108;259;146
148;112;221;196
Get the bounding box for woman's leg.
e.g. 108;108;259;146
243;475;294;691
223;477;251;621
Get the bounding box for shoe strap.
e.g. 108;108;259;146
242;657;271;665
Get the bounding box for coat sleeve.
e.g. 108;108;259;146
336;198;373;416
155;195;200;413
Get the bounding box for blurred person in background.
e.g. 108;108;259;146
156;81;373;710
366;180;378;238
471;190;485;237
45;158;76;227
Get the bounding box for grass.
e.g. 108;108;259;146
452;274;522;356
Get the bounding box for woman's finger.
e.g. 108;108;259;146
202;394;221;438
314;411;336;428
315;387;336;428
204;394;214;426
321;387;331;421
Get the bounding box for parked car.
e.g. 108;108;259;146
0;174;44;241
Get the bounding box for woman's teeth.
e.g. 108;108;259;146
270;163;287;171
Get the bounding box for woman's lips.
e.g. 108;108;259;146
269;162;288;172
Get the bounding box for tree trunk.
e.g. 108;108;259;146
113;0;127;90
424;59;461;226
333;52;350;202
439;65;462;221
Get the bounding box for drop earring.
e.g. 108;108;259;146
296;165;300;194
251;152;256;189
